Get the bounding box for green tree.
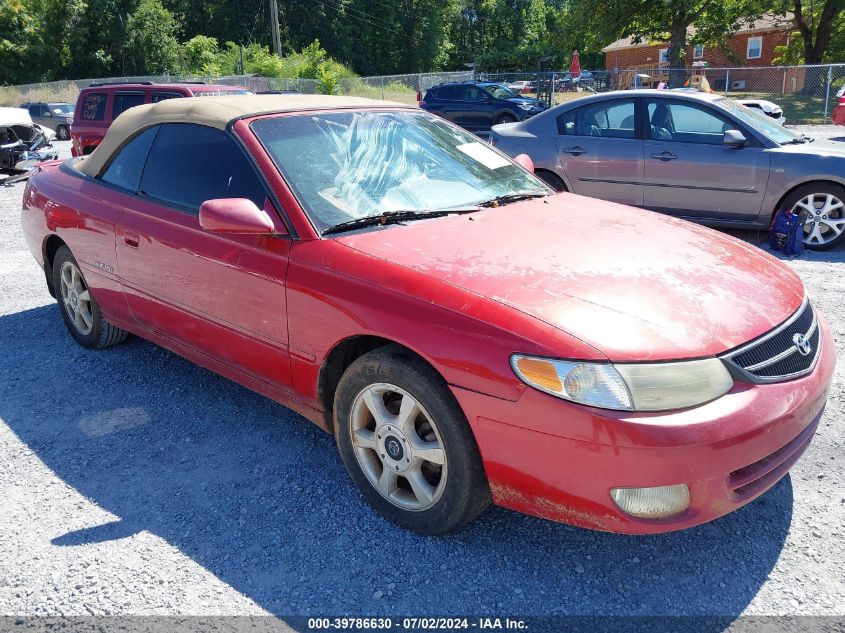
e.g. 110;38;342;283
124;0;180;74
772;0;845;64
182;34;221;75
566;0;766;81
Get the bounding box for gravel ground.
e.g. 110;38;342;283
0;134;843;623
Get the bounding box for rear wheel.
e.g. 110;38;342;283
56;125;70;140
783;183;845;250
52;246;129;349
334;345;490;535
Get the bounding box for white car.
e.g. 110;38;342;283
737;99;785;125
507;80;532;93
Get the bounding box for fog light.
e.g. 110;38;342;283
610;484;690;519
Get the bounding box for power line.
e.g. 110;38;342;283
315;0;403;35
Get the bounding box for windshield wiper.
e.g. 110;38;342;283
322;208;479;236
782;137;808;145
477;191;548;207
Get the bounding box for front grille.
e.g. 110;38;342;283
722;299;820;383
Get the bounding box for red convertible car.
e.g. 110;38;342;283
22;95;834;535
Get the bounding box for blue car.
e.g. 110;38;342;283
419;81;547;132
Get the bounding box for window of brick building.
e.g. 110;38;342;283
747;36;762;59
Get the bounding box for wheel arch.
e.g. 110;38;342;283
772;178;845;220
534;168;568;192
42;234;67;297
317;335;447;434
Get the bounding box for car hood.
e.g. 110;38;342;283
506;97;545;108
335;194;804;361
773;139;845;157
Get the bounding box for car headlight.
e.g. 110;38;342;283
518;103;535;110
510;355;733;412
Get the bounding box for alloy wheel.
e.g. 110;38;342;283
349;383;447;511
59;260;94;335
791;193;845;247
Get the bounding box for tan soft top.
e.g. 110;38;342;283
77;94;409;177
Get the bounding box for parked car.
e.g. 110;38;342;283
22;95;834;536
0;106;58;183
737;98;786;125
419;81;547;131
831;87;845;125
19;102;74;140
70;81;252;157
506;80;532;94
491;89;845;250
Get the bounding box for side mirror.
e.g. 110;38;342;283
723;129;746;147
513;153;535;173
199;198;278;234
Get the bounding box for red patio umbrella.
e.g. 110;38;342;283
570;50;581;78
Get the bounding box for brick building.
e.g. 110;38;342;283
601;15;800;91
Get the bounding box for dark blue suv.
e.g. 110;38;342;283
419;81;547;132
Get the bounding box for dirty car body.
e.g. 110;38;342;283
21;95;834;534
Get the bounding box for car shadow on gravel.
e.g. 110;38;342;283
0;305;794;624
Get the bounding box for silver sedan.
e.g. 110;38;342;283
490;89;845;250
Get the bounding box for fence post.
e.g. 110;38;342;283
381;76;385;99
724;68;730;95
824;64;833;118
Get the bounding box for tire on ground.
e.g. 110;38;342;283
52;245;129;349
781;182;845;251
333;344;491;535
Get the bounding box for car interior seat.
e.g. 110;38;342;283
650;104;673;140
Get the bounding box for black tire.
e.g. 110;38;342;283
536;170;567;192
56;125;70;140
334;345;491;535
52;246;129;349
496;113;517;125
780;182;845;251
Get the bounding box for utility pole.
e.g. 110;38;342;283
269;0;283;58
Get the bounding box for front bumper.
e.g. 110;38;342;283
453;313;835;534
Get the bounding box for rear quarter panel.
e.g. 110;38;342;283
22;163;131;321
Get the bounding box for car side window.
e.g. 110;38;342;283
464;86;486;102
557;100;635;139
112;92;146;119
138;123;267;213
100;126;159;192
647;101;733;144
81;93;107;120
152;92;182;103
438;86;460;99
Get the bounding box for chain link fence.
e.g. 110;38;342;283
3;65;844;124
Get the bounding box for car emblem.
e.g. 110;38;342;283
792;333;812;357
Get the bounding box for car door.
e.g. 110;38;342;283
642;98;770;220
462;85;495;130
432;86;463;124
110;91;147;121
555;97;643;206
111;122;293;390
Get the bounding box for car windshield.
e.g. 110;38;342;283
717;98;801;144
50;104;74;115
484;84;519;99
252;110;546;233
194;89;254;96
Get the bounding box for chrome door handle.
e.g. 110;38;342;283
651;151;678;161
562;145;586;155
